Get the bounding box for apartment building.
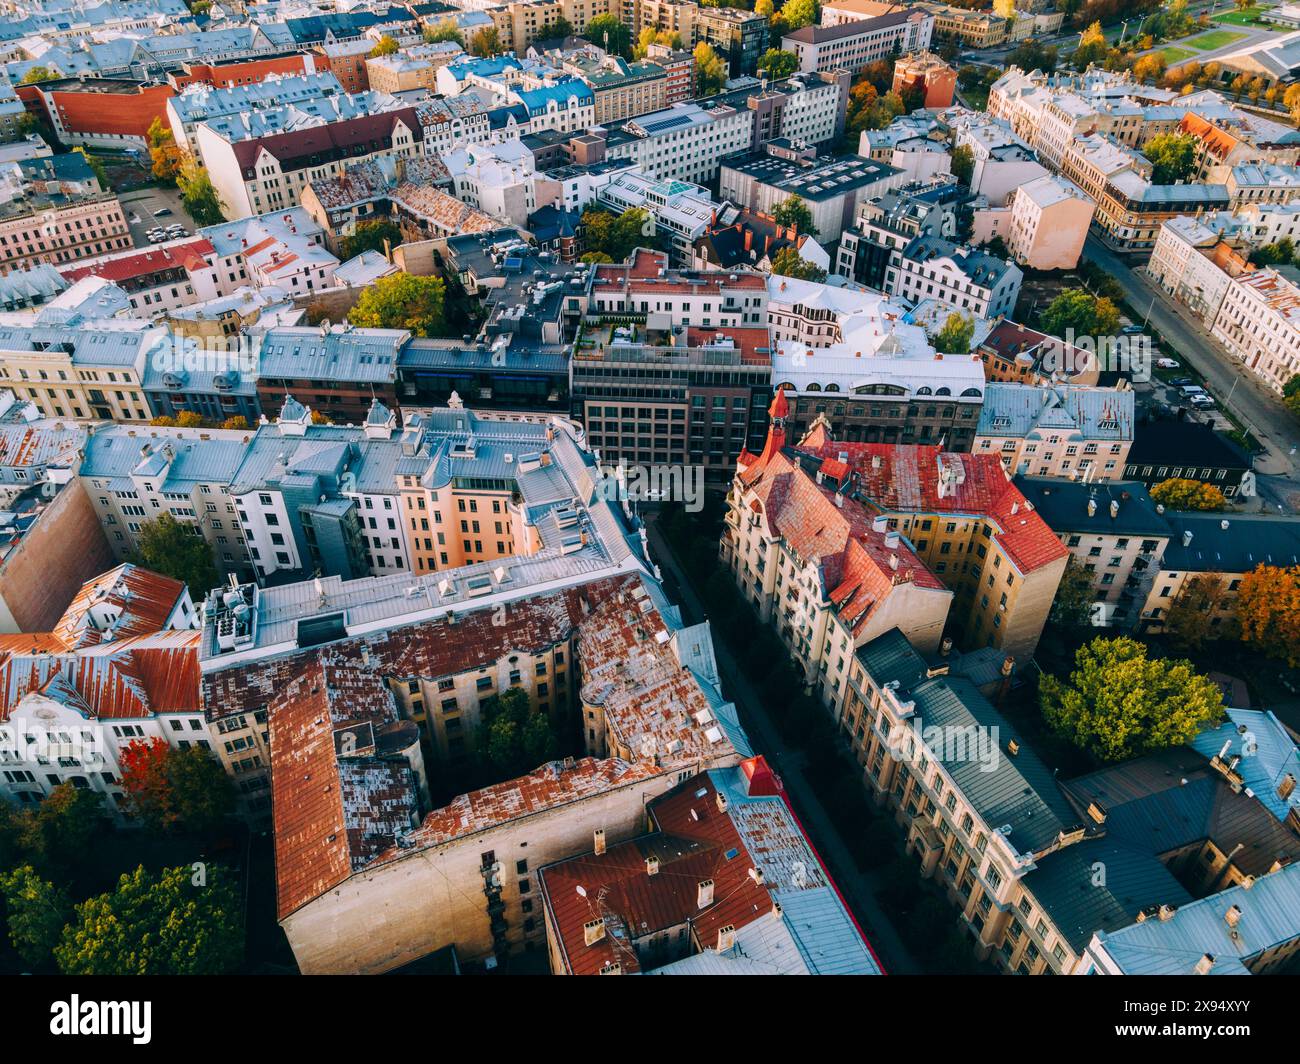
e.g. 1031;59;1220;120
602;100;754;185
768;276;986;451
0;625;208;826
79;423;255;577
0;155;130;276
836;178;962;289
719;145;901;244
916;3;1014;48
165;72;348;155
56;237;225;317
1210;267;1300;394
1005;175;1094;272
890;235;1023;321
1147;212;1261;324
974;383;1135;481
365;42;463;93
198;107;425;219
595;168;716;267
540;761;881;974
892;51;956;109
488;0;614;53
0;322;161;421
565;54;668;125
1015;477;1170;629
721;395;954;706
782;9;933;75
730;409;1068;665
840;626;1298;975
1124;422;1255;499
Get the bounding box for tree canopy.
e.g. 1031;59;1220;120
340;219;402;261
770;247;826;282
1235;564;1300;667
693;42;727;97
772;196;816;237
581;206;649;262
1163;573;1231;651
128;512;219;599
1144;132;1198;184
469;26;502;57
348;272;447;336
1149;478;1227;512
757;49;799;80
585;14;631;58
55;864;243;975
118;738;236;834
0;865;70;971
1039;636;1224;762
475;688;559;779
1049;555;1096;629
1039;288;1121;339
933;312;975;355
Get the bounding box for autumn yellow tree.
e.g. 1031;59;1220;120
1235;564;1300;666
1150;478;1226;511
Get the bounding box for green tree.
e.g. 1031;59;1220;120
423;20;464;46
1149;478;1227;511
147;117;182;184
1163;572;1230;651
56;864;243;975
1039;288;1120;339
1285;374;1300;422
341;219;402;260
755;0;774;16
581;206;648;261
1050;555;1096;629
477;688;558;778
757;49;799;80
777;0;819;31
585;14;632;58
770;246;826;282
581;251;614;264
933;312;975;354
177;154;224;225
950;144;974;185
118;738;236;834
1072;21;1109;68
1006;41;1058;74
10;784;106;876
0;865;70;971
18;66;52;85
1039;636;1224;762
128;512;219;598
633;27;681;58
694;41;727;96
469;26;502;57
537;16;573;39
349;272;447;336
772;195;816;237
1144;132;1197;184
369;34;399;58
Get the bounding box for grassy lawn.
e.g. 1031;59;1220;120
1186;28;1248;50
1161;46;1197;64
1211;7;1277;27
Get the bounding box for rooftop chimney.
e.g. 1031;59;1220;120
646;854;660;876
1224;904;1242;929
1110;499;1119;518
583;918;606;946
1194;953;1215;975
594;828;606;855
697;878;715;909
1182;529;1193;547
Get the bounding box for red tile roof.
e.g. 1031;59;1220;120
52;563;187;650
59;239;216;285
0;630;201;722
538;773;775;974
230;108;423;173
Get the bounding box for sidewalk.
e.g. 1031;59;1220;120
645;516;923;975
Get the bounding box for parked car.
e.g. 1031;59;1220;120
1121;324;1145;335
1180;384;1207;397
1170;377;1194;387
1190;394;1216;409
153;207;173;217
1155;358;1179;369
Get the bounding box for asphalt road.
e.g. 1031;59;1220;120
1082;236;1300;509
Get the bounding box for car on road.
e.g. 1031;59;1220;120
1155;358;1179;369
1121;324;1145;335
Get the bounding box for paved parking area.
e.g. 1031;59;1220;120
118;186;190;249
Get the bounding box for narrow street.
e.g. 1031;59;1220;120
1082;236;1300;508
643;514;924;975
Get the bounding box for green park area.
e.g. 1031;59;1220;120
1161;46;1197;63
1186;28;1248;50
1211;7;1278;28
